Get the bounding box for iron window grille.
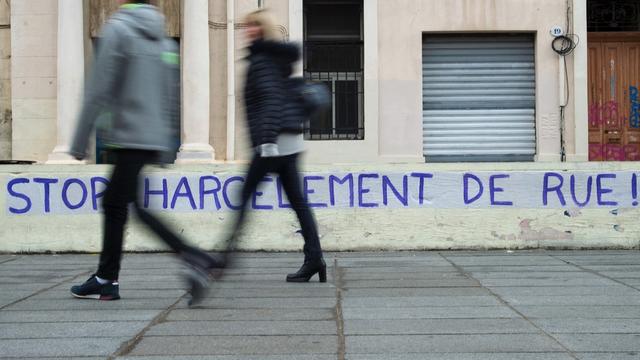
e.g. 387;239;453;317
303;0;364;141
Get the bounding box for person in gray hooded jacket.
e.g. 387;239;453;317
69;0;221;304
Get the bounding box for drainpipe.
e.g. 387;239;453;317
226;0;236;161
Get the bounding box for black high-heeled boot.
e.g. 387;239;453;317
286;258;327;283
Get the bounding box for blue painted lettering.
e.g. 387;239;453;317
33;178;59;213
358;174;379;208
61;178;88;210
7;178;31;214
543;172;566;206
463;173;483;205
382;175;408;206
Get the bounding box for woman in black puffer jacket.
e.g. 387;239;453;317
227;9;325;283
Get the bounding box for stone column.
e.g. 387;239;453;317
569;0;589;161
176;0;215;163
47;0;84;164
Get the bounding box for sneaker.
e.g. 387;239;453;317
183;263;210;307
181;252;226;307
70;275;120;301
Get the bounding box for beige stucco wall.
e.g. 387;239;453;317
2;0;589;165
10;0;57;163
0;0;11;160
209;0;228;161
377;0;573;162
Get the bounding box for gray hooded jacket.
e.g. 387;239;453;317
70;4;180;162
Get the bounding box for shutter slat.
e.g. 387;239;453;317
422;35;536;161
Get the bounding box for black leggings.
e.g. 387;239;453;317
228;153;323;262
97;149;208;280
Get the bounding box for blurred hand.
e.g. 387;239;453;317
259;143;279;157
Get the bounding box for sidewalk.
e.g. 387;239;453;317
1;250;639;359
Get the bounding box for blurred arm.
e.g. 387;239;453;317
70;23;125;160
251;59;286;146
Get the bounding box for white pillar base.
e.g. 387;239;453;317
175;143;216;164
46;146;86;164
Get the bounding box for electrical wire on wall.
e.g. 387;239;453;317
552;0;580;162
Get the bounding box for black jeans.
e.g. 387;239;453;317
97;149;207;280
228;153;323;262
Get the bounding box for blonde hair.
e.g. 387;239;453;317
244;9;282;41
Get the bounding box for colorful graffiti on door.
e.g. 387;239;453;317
631;85;640;129
588;89;640;161
589;101;621;128
587;36;640;162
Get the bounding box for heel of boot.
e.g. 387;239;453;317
318;266;327;283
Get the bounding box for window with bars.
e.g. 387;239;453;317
303;0;364;140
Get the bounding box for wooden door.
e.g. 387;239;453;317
588;33;640;161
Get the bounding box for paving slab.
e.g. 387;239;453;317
576;353;640;360
341;272;466;280
597;271;640;279
0;337;130;357
477;278;616;287
147;320;336;336
118;356;335;360
0;321;149;339
469;272;602;279
0;358;102;360
346;334;566;353
129;335;338;356
462;265;581;273
342;295;501;307
342;306;519;320
554;334;640;352
514;306;640;319
346;354;574;360
38;289;187;300
0;310;161;323
344;318;536;335
343;279;479;288
444;256;566;266
173;281;334;289
615;279;640;287
502;295;640;306
580;265;640;272
343;266;459;273
343;287;490;297
167;308;335;321
3;297;179;311
535;318;640;333
488;285;636;297
177;296;335;309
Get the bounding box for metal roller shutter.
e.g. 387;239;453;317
422;35;536;162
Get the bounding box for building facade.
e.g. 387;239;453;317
0;0;620;164
1;0;639;252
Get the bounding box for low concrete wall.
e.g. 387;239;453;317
1;162;639;253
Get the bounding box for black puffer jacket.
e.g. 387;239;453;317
244;40;304;147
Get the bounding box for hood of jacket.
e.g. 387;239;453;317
112;4;165;40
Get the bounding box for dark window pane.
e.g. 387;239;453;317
306;43;362;72
306;4;361;40
588;0;640;32
335;81;358;134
